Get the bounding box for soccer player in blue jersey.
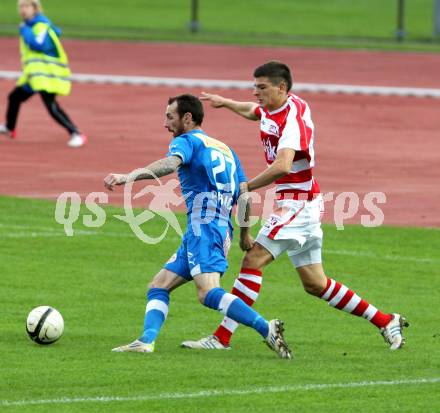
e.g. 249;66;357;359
104;94;291;358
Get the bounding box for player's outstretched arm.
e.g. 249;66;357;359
248;148;295;192
237;182;255;251
104;156;182;191
128;156;183;181
200;92;259;121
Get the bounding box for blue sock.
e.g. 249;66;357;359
139;288;170;344
204;287;269;338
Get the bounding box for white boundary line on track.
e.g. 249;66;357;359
0;223;438;264
1;377;439;407
1;70;440;98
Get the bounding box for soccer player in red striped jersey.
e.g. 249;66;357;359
181;61;408;353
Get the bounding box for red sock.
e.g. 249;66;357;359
214;268;262;345
320;277;392;328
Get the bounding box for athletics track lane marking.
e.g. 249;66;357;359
1;71;440;98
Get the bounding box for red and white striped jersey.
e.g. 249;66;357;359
255;93;320;198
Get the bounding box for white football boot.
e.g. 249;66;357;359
380;313;409;350
181;335;231;350
112;339;155;353
68;133;87;148
265;319;292;359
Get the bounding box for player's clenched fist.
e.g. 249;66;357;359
104;173;127;191
200;92;226;108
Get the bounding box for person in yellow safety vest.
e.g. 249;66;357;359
0;0;87;148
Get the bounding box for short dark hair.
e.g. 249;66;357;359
168;94;204;126
253;61;293;91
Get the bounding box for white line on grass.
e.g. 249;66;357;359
0;223;438;264
1;377;439;407
0;223;64;232
1;70;440;98
0;223;133;238
325;248;439;264
0;230;134;238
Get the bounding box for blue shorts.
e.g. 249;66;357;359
164;225;231;281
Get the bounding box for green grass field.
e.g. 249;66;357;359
0;0;439;51
0;195;439;412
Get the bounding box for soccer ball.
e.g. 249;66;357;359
26;306;64;345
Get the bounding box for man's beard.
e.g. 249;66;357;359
173;124;185;137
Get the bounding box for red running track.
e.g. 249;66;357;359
1;39;439;227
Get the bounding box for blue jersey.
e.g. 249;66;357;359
167;129;247;236
20;14;62;58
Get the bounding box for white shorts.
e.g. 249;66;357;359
256;195;324;268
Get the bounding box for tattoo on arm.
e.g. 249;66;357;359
127;156;182;182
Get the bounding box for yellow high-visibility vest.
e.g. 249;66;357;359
17;22;72;96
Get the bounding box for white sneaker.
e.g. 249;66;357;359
111;339;155;353
181;335;231;350
68;133;87;148
265;319;292;359
0;124;15;139
380;313;409;350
